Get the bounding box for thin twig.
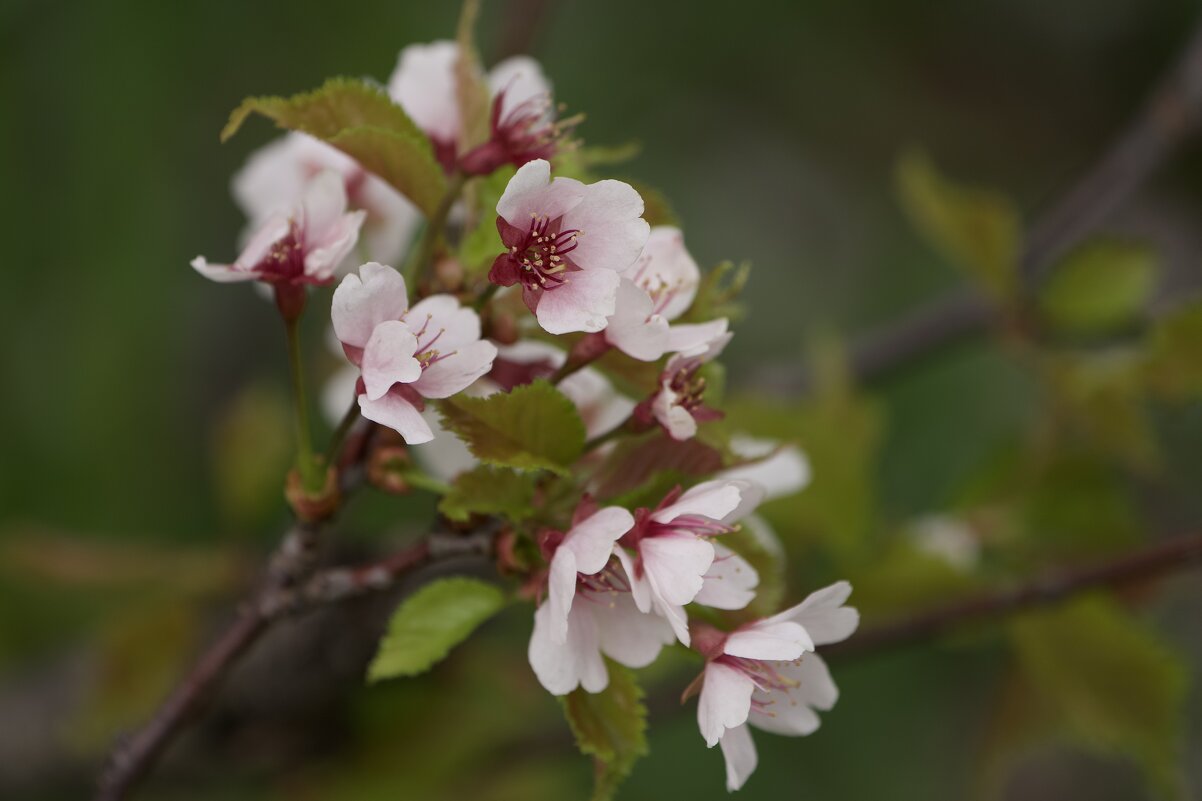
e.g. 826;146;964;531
94;526;495;801
826;532;1202;660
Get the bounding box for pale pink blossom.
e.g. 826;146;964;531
192;171;365;288
233;133;419;272
691;582;859;791
635;332;732;440
490;160;649;334
331;262;497;443
604;227;729;361
388;42;561;174
614;480;763;644
528;502;673;694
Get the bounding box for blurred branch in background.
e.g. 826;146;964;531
828;530;1202;660
765;20;1202;395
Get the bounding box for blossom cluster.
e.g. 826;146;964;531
193;38;856;792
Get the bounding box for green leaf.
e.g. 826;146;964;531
1009;597;1187;796
438;380;586;475
368;577;506;682
562;662;649;801
1039;240;1157;334
1144;299;1202;400
438;465;539;523
222;77;447;215
593;433;725;499
896;150;1021;300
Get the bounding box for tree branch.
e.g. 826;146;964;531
94;522;496;801
768;20;1202;395
826;532;1202;660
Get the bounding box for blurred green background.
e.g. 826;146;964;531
3;0;1202;799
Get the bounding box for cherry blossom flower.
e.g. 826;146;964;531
634;330;732;440
604;226;730;361
461;56;573;176
388;42;562;175
614;479;763;644
192;171;366;290
489;160;649;334
528;501;674;694
233;132;419;272
690;582;860;791
331;262;497;443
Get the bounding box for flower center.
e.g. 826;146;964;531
254;222;306;282
721;655;803;712
668;360;709;411
510;213;582;292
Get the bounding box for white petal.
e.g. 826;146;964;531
414;340;498;399
301;170;350;237
534;268;621;335
331;262;410;350
593;592;674;668
652;479;744;525
693;543;759;610
719;724;759;792
749;654;838;737
361;320;421;400
564;506;633;575
565;179;650;274
231;134;312;222
641;533;715;607
604;278;670;361
559;367;637;440
653;388;697;441
614;547;652;614
320;364;360;426
717;439;812;501
190;257;256;283
357;390;433;444
697;662;755;747
546;548;578;644
667;318;729;358
387;40;462;144
768;581;859;646
528;601;607;696
723;621;812;661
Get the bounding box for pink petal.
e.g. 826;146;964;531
630;226;701;320
652;386;697;440
697;662;755;747
496;159;584;226
301;170;350;237
305;209;366;282
534;267;621;334
361;320;421;400
488;56;552;122
331;263;410;350
387;41;462;145
718;724;759;792
565;179;650;273
413;339;498;399
604;278;670;361
666;318;729;358
358;389;433;444
190;257;256;283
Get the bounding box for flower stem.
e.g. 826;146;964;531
324;399;361;466
284;316;322;493
551;333;612;384
407;171;468;294
473;282;499;311
583;422;628;453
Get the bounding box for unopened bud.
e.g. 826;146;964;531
285;466;340;523
368;444;411;495
486;309;520;345
434;256;464;293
